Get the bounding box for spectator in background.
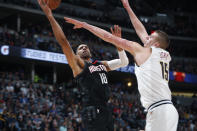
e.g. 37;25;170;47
0;100;5;114
20;84;29;96
6;81;14;93
26;119;34;131
60;119;68;131
32;113;42;130
173;71;186;82
19;94;28;104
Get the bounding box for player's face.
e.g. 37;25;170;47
76;44;92;59
144;32;159;47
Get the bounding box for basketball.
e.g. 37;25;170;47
45;0;61;10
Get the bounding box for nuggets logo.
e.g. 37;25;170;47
1;45;9;55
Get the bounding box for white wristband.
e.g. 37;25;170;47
107;50;129;70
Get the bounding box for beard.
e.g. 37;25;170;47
80;51;91;59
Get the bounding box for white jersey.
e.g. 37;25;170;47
135;46;172;109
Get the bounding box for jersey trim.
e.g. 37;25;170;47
92;60;98;64
147;99;172;112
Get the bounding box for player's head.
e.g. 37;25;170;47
76;44;92;59
145;30;170;49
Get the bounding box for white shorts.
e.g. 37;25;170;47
145;104;179;131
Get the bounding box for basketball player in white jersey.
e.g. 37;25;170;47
120;0;179;130
64;14;179;131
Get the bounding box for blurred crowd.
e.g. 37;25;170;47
171;58;197;74
0;23;197;74
0;24;118;61
0;0;197;37
0;71;197;131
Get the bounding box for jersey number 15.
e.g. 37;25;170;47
160;62;169;81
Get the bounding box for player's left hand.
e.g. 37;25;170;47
64;17;86;29
111;25;122;38
111;25;123;51
38;0;52;17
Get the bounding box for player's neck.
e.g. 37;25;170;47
83;58;92;63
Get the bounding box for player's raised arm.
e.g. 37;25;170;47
64;17;143;57
102;25;129;71
121;0;149;46
38;0;83;76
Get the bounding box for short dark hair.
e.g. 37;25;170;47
155;30;170;49
76;44;88;53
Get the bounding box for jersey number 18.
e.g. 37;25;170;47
99;73;108;84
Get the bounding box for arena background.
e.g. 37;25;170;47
0;0;197;130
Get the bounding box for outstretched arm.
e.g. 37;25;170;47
121;0;149;45
102;25;129;71
38;0;83;76
64;17;143;56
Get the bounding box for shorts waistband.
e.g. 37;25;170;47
147;99;172;112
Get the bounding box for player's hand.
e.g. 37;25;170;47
111;25;122;38
37;0;52;17
121;0;130;9
111;25;123;51
64;17;86;29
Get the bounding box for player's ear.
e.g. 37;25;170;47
153;42;160;48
